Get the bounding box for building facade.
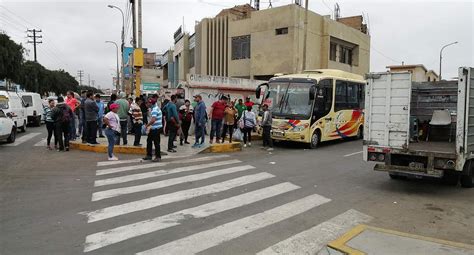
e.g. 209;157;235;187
194;3;370;80
387;64;439;82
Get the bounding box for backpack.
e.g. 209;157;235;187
61;106;72;123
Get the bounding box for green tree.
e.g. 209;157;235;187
0;33;24;81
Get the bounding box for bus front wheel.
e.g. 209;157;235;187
309;131;320;149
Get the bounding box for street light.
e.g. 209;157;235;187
439;41;458;81
105;41;120;91
107;4;125;91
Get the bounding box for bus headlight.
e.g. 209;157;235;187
292;126;305;132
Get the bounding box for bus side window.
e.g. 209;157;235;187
335;80;347;111
359;83;365;109
313;79;332;120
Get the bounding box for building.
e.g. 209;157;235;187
386;64;439;82
194;3;370;80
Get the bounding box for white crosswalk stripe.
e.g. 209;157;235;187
83;182;300;252
4;132;41;146
94;159;242;187
96;154;192;167
92;165;256;201
82;155;371;254
33;138;46;147
86;172;275;223
256;209;373;254
136;194;331;255
96;155;230;175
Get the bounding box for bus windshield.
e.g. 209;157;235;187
268;82;313;119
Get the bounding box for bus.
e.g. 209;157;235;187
256;69;365;148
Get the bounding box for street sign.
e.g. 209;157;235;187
142;82;160;91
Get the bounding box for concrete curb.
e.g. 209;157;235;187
69;141;170;155
199;142;242;153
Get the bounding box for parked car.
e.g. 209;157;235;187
21;92;44;126
0;109;17;143
0;90;28;132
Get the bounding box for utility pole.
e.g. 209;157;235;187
135;0;142;96
88;74;91;86
27;29;42;62
301;0;309;72
77;70;84;86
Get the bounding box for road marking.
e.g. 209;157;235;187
92;165;256;201
4;132;41;146
136;194;331;255
83;182;300;252
86;172;275;223
96;155;230;176
33;138;46;147
96;154;195;167
256;209;373;255
94;160;242;187
344;151;363;157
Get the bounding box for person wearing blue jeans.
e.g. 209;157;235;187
103;103;121;161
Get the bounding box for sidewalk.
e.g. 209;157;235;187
322;224;474;255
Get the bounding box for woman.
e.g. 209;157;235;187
179;99;193;145
43;98;57;150
239;106;256;147
221;101;236;143
103;103;121;161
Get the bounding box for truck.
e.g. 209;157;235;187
363;67;473;188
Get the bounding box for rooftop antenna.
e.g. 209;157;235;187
334;3;340;20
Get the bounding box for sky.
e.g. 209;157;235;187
1;0;473;89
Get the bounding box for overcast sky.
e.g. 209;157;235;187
1;0;473;89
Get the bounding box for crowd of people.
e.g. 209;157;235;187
43;90;274;161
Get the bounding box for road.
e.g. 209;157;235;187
1;126;473;254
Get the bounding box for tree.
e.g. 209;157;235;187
77;85;103;94
0;33;24;81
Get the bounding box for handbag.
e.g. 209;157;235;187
233;128;243;141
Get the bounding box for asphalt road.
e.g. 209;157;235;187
1;126;473;254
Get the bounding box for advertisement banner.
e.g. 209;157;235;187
123;47;134;79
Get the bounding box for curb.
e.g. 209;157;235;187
69;141;170;155
199;142;242;153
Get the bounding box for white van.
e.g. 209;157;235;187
21;92;44;126
0;90;28;132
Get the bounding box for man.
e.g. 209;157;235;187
95;94;105;138
115;93;130;145
261;104;273;151
192;95;207;148
51;96;73;151
127;96;134;134
143;98;162;162
235;98;246;120
209;96;227;144
79;90;87;143
65;91;79;140
244;96;254;108
165;95;180;152
129;97;143;146
84;91;99;144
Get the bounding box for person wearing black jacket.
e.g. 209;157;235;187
51;96;73;151
84;91;99;144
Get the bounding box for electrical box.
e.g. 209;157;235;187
133;48;144;67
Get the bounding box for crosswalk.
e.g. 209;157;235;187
3;132;41;146
82;154;373;254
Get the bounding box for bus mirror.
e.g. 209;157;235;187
309;86;316;100
256;87;261;99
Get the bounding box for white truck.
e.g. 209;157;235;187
363;67;473;188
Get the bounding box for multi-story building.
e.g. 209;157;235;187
387;64;439;82
194;3;370;80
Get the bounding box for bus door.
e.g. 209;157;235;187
331;80;363;139
312;79;333;139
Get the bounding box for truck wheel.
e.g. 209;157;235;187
309;130;320;149
35;116;41;126
461;161;473;188
442;171;459;186
20;120;27;133
7;128;16;143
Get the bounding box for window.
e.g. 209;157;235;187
330;43;337;61
347;83;358;107
189;48;195;68
231;35;251;60
427;77;431;82
275;27;288;35
358;83;365;109
340;47;352;65
313;79;333;120
335;80;347;111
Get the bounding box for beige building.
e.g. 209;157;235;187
387;64;439;82
194;3;370;80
